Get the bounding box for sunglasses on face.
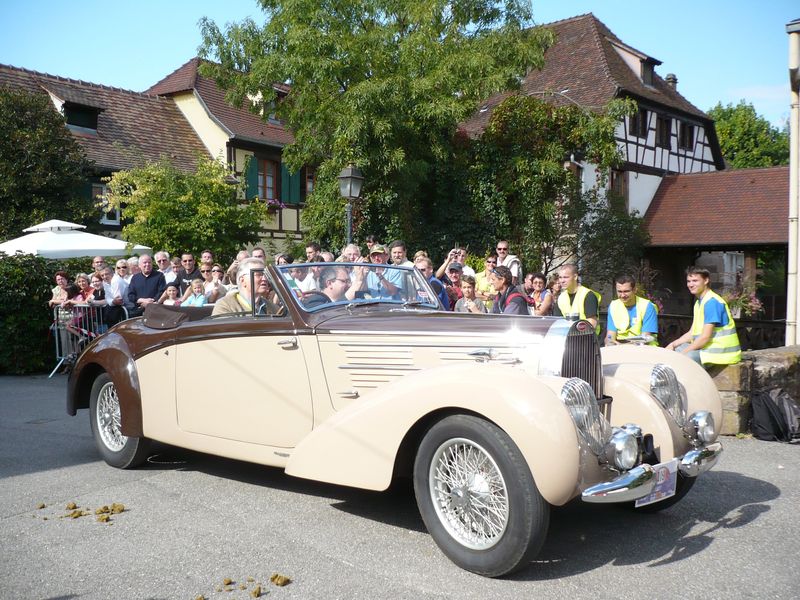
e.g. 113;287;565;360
212;269;223;273
200;269;211;273
116;266;127;270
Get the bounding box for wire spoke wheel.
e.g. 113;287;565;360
89;372;150;469
414;415;549;577
95;380;127;452
429;438;509;550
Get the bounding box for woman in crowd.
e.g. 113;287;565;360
474;254;498;309
529;272;553;316
49;271;70;308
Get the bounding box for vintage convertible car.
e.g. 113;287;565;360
67;262;722;577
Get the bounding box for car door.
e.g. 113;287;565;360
174;315;314;448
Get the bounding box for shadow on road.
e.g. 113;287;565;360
513;468;779;580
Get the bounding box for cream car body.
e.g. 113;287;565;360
67;263;722;577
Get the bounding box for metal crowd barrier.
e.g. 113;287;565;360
49;303;128;377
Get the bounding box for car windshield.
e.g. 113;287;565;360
276;262;441;312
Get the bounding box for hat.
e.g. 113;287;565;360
447;262;463;272
369;244;387;255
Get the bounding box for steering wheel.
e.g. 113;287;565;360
301;291;332;309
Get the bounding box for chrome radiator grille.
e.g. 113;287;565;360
561;323;603;399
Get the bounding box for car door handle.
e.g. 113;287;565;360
338;390;360;399
277;337;297;348
468;348;496;362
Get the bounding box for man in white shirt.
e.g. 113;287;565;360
495;240;521;286
154;251;177;283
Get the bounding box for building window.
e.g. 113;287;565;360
629;109;648;138
609;170;628;212
258;159;278;201
656;115;672;149
641;62;655;86
94;184;120;226
64;103;100;132
304;167;315;197
678;122;695;150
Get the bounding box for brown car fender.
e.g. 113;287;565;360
66;332;144;437
285;362;581;505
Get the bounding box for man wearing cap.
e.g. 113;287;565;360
365;245;402;299
442;262;464;309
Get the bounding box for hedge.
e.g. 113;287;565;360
0;252;97;374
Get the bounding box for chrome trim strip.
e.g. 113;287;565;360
338;364;421;371
678;442;723;477
581;464;656;503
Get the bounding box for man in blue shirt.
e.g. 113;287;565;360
365;245;403;299
606;274;658;345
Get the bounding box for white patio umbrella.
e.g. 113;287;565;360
0;220;151;259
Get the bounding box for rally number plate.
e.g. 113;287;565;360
635;458;679;507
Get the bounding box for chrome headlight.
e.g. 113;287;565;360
605;428;640;471
650;364;687;427
560;378;609;455
684;410;716;443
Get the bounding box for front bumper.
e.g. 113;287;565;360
581;441;723;504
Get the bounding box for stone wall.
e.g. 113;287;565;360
711;345;800;435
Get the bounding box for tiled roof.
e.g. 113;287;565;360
147;58;294;148
644;166;789;247
0;63;209;173
462;13;711;137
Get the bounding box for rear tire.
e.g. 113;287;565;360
89;373;150;469
413;414;549;577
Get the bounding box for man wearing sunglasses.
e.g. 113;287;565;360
154;250;177;284
175;253;202;295
495;240;522;286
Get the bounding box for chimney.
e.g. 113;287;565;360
665;73;678;89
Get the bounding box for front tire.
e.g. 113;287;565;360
413;415;549;577
89;373;150;469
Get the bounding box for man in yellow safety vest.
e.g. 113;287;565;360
665;266;741;366
606;274;659;345
553;264;601;335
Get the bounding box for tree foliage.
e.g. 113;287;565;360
708;100;789;168
465;94;648;283
105;157;268;263
0;88;94;241
199;0;553;252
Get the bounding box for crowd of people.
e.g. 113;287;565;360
48;238;741;368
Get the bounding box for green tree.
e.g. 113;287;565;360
105;157;268;263
466;94;648;282
708;100;789;168
0;89;94;241
199;0;553;252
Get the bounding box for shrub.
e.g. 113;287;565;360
0;253;97;374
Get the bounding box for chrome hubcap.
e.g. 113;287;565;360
429;438;509;550
96;381;126;452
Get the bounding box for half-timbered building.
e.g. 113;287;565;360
461;13;726;217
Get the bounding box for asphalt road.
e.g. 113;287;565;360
1;375;798;600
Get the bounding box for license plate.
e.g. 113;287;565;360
635;458;679;507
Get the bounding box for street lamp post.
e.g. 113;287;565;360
338;164;364;245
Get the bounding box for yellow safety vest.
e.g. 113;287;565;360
557;286;601;335
608;297;658;345
691;290;742;365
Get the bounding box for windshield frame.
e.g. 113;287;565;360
275;262;442;313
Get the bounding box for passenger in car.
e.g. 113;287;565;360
212;258;282;316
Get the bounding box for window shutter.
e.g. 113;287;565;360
245;156;258;200
280;163;302;205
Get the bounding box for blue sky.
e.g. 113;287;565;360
1;0;797;126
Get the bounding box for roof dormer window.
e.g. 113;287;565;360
64;102;101;133
641;62;655;86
